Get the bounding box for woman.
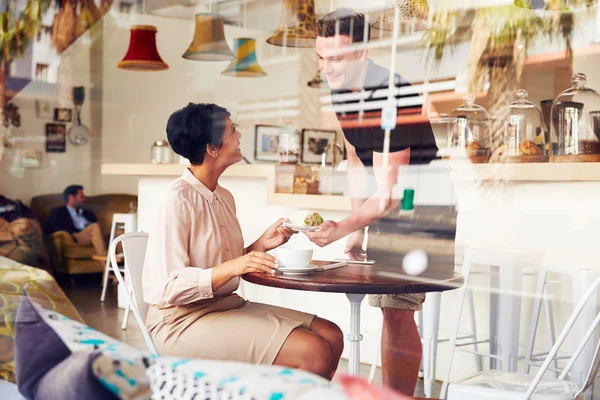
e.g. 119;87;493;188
142;103;344;379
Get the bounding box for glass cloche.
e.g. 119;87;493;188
550;73;600;157
449;95;491;161
504;89;547;157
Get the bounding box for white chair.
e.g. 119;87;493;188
440;247;544;398
108;231;158;355
447;273;600;399
101;213;137;302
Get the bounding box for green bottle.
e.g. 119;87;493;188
399;188;415;217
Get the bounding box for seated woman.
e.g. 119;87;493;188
142;103;344;379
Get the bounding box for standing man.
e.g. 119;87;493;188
305;8;439;395
44;185;107;257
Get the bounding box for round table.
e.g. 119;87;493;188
243;260;463;376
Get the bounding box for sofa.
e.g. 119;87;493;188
29;194;137;275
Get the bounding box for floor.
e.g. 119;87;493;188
60;274;441;398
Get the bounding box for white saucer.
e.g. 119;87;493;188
282;222;320;232
277;265;319;275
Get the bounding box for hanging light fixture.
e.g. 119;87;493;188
182;13;235;61
266;0;318;48
307;68;328;88
372;0;429;32
222;38;266;77
117;25;168;71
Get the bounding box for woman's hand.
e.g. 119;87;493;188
225;251;278;276
252;218;296;252
345;229;367;260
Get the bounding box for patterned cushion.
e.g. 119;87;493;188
147;357;348;400
25;299;152;399
0;256;82;383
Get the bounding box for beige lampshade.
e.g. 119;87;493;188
222;38;266;78
372;0;429;32
267;0;318;48
182;13;235;61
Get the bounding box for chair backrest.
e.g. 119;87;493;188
109;231;158;355
525;273;600;398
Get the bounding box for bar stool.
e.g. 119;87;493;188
440;247;544;398
100;213;137;303
524;251;600;392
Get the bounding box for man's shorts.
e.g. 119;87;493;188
368;293;425;310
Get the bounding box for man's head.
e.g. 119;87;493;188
316;8;370;90
63;185;85;207
167;103;242;166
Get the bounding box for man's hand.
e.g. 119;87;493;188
250;218;296;252
345;229;367;260
304;220;347;247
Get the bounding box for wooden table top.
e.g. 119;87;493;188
242;260;463;295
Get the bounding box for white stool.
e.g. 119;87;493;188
440;247;543;399
100;213;137;303
524;251;600;395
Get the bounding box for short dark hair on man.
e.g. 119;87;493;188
317;8;370;44
63;185;83;202
166;103;231;165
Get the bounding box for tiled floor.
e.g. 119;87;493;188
60;274;441;398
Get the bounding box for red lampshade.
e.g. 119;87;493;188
117;25;169;71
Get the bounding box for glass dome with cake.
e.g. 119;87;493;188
502;89;548;161
550;73;600;161
448;95;492;163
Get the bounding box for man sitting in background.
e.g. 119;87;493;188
44;185;107;257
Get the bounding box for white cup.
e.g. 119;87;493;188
274;247;314;269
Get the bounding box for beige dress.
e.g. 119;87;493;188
142;169;314;364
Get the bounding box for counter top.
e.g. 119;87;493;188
102;161;600;182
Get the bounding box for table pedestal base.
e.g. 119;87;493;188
346;293;366;375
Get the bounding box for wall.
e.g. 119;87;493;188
0;29;96;206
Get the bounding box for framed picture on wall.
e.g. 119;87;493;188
45;123;66;152
35;99;57;119
254;125;281;162
54;108;72;122
301;128;337;164
22;150;43;168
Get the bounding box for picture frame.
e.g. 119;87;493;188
54;108;72;122
22;150;43;168
35;99;57;119
45;123;66;152
254;125;281;162
301;128;337;164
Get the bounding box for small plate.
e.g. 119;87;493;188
282;222;320;232
277;265;319;275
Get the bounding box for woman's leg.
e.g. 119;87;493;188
309;317;345;379
274;327;332;379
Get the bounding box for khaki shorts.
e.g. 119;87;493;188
368;293;425;310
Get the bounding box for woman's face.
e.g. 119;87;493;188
217;117;243;165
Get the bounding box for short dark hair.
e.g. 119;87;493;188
166;103;231;165
63;185;83;202
317;8;370;44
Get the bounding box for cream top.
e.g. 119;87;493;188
142;168;245;309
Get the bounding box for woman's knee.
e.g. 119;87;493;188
277;329;332;377
311;317;344;354
303;335;332;376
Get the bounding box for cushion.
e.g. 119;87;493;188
146;356;348;400
13;293;71;398
0;256;82;383
15;295;151;399
34;352;116;400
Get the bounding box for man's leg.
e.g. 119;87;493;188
74;223;107;256
381;307;422;395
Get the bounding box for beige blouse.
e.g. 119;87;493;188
142;168;245;309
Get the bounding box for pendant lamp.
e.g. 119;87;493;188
117;25;168;71
307;68;328;88
372;0;429;32
182;14;235;61
222;38;266;77
266;0;318;48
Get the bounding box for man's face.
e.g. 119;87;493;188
73;190;86;207
316;35;365;90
